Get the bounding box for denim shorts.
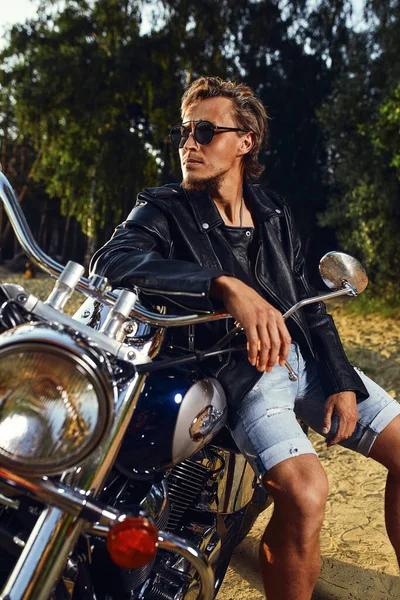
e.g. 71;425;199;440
229;343;400;476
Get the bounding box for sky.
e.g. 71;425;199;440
0;0;40;30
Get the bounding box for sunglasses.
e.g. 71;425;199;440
169;120;248;149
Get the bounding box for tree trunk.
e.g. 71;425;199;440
83;154;100;270
84;228;98;272
1;150;42;247
61;215;72;262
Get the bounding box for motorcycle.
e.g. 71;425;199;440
0;170;368;600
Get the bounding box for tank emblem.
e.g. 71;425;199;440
189;405;225;441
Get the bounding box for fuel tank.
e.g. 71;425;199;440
117;367;227;473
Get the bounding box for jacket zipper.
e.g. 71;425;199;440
188;324;195;351
215;318;232;376
140;287;206;297
254;244;315;357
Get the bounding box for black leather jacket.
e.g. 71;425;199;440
91;182;369;413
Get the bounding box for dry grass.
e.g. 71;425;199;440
0;266;83;315
326;297;400;399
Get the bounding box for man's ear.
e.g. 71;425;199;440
237;131;254;157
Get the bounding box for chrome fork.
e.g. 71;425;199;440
0;370;213;600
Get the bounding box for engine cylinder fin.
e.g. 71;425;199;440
144;583;176;600
166;459;210;531
169;470;207;486
168;486;201;501
176;463;209;476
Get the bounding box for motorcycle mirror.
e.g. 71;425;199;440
319;251;368;295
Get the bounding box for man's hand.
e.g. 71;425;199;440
210;276;291;372
322;391;358;447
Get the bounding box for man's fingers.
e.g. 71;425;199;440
327;417;357;446
246;327;259;366
326;415;357;447
240;302;290;373
327;423;346;446
255;324;271;372
265;321;281;370
323;393;358;447
322;402;333;435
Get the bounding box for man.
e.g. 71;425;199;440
91;77;400;599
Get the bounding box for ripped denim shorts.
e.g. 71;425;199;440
229;343;400;475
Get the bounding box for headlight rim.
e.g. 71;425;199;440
0;325;114;476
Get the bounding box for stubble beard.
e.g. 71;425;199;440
182;172;224;196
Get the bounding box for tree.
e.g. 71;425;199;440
1;0;161;263
317;0;400;300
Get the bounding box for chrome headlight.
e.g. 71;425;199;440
0;324;113;476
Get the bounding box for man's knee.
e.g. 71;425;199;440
263;455;329;525
370;414;400;475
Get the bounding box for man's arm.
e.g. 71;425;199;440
90;201;229;313
210;276;292;372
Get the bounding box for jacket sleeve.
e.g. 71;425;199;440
285;203;369;402
90;200;228;313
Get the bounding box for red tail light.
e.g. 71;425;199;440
106;517;159;569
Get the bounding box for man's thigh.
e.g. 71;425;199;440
229;344;317;477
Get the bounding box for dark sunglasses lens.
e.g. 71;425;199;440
170;126;183;149
195;122;214;145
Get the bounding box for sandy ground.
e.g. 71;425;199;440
1;269;400;598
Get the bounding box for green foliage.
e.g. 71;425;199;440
0;0;399;307
317;1;400;301
368;83;400;177
1;0;163;235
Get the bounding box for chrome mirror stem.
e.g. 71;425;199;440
282;284;355;320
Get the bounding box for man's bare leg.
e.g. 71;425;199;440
368;414;400;566
259;454;328;600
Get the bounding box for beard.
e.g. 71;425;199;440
182;172;223;196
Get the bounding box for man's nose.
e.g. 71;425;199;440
182;130;199;149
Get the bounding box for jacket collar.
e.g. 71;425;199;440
180;182;284;233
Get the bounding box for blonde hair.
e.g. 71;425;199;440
181;76;268;180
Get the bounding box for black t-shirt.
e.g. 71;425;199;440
210;223;310;358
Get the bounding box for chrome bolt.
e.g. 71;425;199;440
127;351;136;360
17;294;27;303
124;323;135;334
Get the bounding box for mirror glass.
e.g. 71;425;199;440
319;251;368;294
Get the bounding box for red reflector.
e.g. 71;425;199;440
106;517;158;569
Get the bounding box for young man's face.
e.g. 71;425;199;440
179;96;251;193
